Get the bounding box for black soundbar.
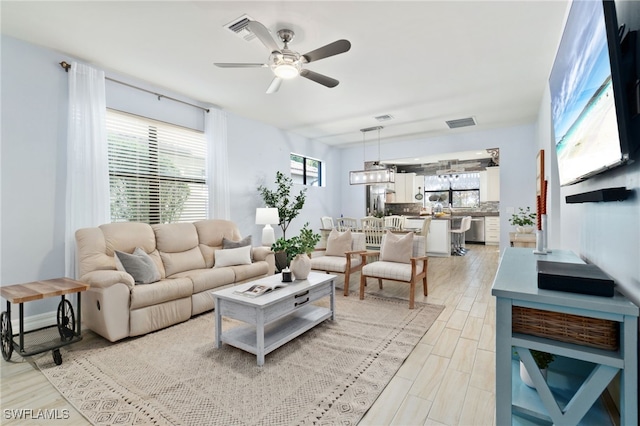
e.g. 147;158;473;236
537;260;615;297
565;187;632;203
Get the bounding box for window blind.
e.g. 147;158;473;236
106;109;207;224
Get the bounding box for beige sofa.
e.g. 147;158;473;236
75;219;275;342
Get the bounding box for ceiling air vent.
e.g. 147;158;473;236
374;114;394;122
224;14;257;42
446;117;476;129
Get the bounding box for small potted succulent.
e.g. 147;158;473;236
518;349;555;388
509;207;537;233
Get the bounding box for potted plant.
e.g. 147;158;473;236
509;207;537;233
271;223;320;280
518;349;555;388
258;171;307;241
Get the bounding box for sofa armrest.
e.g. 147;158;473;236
80;270;135;290
251;246;272;261
251;246;275;275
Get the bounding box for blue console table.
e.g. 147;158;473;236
492;248;638;425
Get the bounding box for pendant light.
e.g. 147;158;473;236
349;126;395;185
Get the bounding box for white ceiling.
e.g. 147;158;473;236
1;0;569;147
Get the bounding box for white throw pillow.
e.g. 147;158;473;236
380;231;414;264
325;229;352;257
214;245;252;268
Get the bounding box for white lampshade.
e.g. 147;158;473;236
256;208;279;225
256;208;279;247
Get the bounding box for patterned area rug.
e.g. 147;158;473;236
36;294;443;425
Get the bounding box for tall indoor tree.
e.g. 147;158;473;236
258;171;306;240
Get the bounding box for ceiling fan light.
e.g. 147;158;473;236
274;63;299;79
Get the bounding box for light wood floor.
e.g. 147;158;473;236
0;244;500;425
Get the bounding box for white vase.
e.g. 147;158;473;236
519;361;547;388
516;226;534;234
290;254;311;280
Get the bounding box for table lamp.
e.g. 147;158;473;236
256;208;279;246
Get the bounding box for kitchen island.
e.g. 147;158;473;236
403;216;454;257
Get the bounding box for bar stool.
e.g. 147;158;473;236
450;216;472;255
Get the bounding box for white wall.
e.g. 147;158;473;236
1;36;69;316
226;113;342;243
0;35;341;318
340;125;539;251
536;1;640;306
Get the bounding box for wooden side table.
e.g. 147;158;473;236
1;278;89;365
509;231;536;248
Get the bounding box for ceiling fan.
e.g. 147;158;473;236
214;21;351;94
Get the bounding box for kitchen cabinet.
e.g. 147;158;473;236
480;166;500;202
393;173;416;203
485;216;500;245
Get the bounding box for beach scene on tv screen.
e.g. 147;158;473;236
550;0;622;186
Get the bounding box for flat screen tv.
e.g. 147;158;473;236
550;0;633;186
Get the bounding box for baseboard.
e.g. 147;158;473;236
10;310;57;332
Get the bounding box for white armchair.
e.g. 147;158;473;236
359;232;428;309
310;230;366;296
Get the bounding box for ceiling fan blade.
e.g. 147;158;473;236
247;21;280;53
299;69;339;88
214;63;267;68
302;39;351;63
266;77;282;94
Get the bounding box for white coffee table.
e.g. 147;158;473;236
212;271;336;366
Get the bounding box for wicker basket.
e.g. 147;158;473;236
512;306;619;350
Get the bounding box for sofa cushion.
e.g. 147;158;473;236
214;245;252;268
172;268;236;294
114;247;161;284
75;227;113;279
325;229;352;257
194;220;244;267
230;261;270;282
362;260;423;282
153;223;200;253
129;277;193;310
160;246;206;277
101;222;156;256
311;255;361;273
380;231;414;264
194;219;242;247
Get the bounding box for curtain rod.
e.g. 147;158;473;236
59;61;209;113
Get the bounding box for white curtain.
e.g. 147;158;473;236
65;62;110;278
205;107;230;220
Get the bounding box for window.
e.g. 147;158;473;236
290;153;323;186
106;109;207;224
424;173;480;208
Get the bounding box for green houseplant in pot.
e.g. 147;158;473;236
509;207;537;233
258;171;308;271
518;349;555;388
271;223;320;280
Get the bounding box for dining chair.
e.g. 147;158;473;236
359;232;428;309
336;217;358;231
384;215;404;230
320;216;335;229
360;217;384;251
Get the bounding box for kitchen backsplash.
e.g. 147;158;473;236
477;201;499;212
